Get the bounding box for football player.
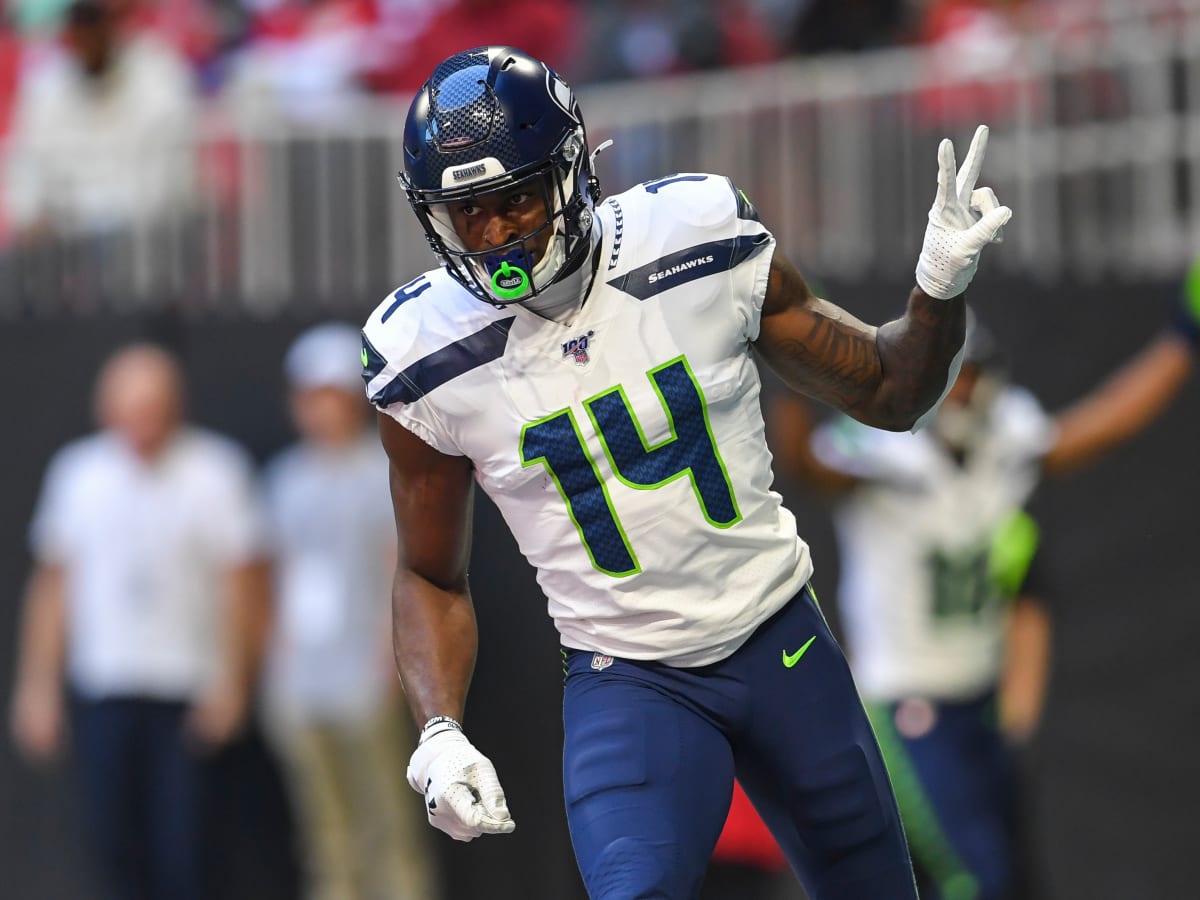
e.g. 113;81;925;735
767;307;1197;899
360;45;1010;898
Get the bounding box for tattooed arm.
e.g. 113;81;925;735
753;251;966;432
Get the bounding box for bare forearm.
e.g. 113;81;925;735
873;288;967;430
763;286;965;430
14;565;67;692
1000;597;1052;743
223;560;272;692
393;569;478;727
756;254;966;430
1043;332;1194;476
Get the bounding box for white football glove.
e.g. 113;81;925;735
406;720;515;842
915;124;1013;300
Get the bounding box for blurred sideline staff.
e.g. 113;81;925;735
3;0;196;243
261;322;440;900
767;305;1198;900
8;343;271;900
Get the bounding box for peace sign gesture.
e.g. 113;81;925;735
916;125;1013;300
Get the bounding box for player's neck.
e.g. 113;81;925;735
518;220;604;325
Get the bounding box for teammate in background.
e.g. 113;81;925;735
766;306;1197;900
261;322;440;900
8;343;270;900
360;46;1010;898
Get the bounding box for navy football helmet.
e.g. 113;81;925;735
400;46;601;306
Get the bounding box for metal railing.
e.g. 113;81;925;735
4;0;1200;316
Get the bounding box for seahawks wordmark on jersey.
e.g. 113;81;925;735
363;175;810;666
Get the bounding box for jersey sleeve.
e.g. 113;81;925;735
989;509;1043;598
198;435;268;566
612;174;775;343
689;175;776;342
717;177;775;343
696;175;777;340
27;441;84;564
360;280;466;457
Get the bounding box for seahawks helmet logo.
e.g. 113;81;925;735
545;68;577;121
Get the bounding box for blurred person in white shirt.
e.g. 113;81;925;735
8;342;271;900
262;322;440;900
3;0;197;241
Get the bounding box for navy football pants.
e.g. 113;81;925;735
562;586;917;899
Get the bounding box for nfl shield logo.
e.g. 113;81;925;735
562;330;595;367
590;653;614;671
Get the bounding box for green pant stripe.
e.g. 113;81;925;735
865;701;981;900
806;582;833;630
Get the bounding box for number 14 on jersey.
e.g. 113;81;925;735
519;355;742;577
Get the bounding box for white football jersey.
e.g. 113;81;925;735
812;389;1055;701
363;174;810;666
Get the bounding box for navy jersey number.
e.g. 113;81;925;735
928;547;1001;621
642;174;709;194
519;356;740;577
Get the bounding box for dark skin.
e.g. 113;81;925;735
383;183;965;728
446;182;548;263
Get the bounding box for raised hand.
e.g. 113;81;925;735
915;125;1013;300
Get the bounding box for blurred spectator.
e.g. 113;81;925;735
915;0;1038;125
2;0;197;243
788;0;911;55
223;0;376;122
110;0;219;68
10;0;76;35
0;21;20;243
261;322;439;900
677;0;779;72
362;0;580;94
577;0;777;84
8;342;272;900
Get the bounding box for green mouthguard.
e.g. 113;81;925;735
491;261;530;300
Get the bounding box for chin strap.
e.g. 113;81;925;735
589;139;614;167
587;140;613;202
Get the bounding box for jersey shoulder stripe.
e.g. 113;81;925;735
601;172;772;299
607;233;770;300
361;266;510;411
368;316;516;407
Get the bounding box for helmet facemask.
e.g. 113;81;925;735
401;126;595;307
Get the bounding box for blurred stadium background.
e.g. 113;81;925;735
1;0;1198;898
